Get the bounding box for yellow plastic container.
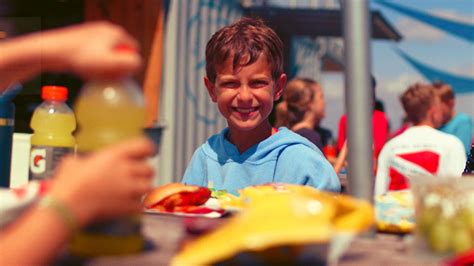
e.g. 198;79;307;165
74;80;145;152
30;109;76;147
70;79;146;257
29;86;75;180
172;184;374;266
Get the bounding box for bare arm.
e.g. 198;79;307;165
333;140;347;175
0;21;141;91
0;138;155;265
0;203;72;265
0;22;147;265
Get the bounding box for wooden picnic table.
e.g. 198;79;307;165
64;213;441;266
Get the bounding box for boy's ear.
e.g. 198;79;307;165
204;77;217;103
273;73;287;101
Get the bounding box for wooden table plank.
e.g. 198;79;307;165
80;214;442;266
337;234;439;266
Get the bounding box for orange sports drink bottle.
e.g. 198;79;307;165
29;86;76;180
69;79;146;256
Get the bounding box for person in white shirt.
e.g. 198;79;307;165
375;83;466;196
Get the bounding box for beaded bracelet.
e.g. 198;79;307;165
37;195;77;233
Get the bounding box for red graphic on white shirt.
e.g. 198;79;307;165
388;151;440;191
388;167;409;191
397;151;440;174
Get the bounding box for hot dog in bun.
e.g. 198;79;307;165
143;183;211;212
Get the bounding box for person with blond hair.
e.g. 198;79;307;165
375;83;465;196
275;78;325;150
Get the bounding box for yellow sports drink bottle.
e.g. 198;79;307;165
70;79;146;257
29;86;76;180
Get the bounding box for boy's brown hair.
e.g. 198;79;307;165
400;83;436;124
205;17;284;83
432;81;454;103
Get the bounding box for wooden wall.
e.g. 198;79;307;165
84;0;164;125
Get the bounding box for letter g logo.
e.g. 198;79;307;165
30;148;46;174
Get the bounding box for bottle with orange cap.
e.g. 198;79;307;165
29;85;76;180
68;44;146;257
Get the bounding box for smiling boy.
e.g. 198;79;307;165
181;18;340;195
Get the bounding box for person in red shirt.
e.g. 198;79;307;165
336;76;389;159
390;116;412;139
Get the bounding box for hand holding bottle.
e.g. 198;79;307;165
48;137;155;228
0;21;150;264
44;21;142;80
0;21;141;90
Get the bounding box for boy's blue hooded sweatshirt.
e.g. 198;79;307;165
182;127;341;195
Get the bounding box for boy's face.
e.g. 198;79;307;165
204;54;286;132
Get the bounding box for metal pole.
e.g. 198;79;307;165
342;0;374;202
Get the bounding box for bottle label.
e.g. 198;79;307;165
29;146;73;180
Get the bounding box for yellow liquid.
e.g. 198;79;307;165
70;231;144;257
30;108;76;148
69;215;144;257
72;83;146;256
74;89;146;152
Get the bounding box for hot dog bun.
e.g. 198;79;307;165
143;183;211;211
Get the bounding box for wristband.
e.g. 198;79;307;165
37;195;77;233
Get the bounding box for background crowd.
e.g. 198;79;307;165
275;75;472;194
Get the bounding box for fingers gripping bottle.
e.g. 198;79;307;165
70;79;146;256
29;86;76;180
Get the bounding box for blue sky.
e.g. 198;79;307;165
321;0;474;135
373;0;473;78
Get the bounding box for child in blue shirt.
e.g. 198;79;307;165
182;17;340;195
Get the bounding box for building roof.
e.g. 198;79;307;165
244;7;402;41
